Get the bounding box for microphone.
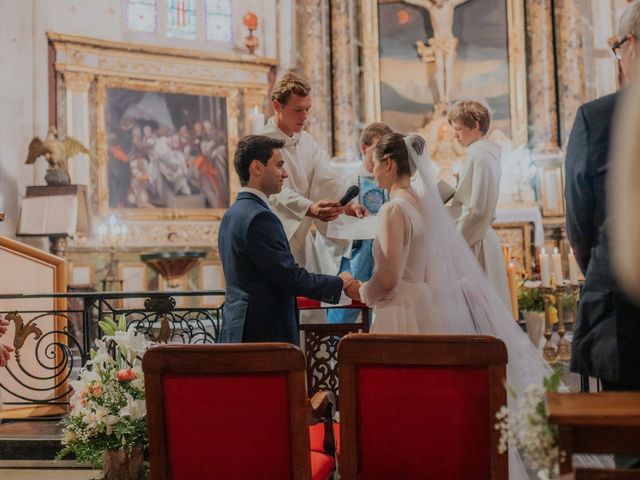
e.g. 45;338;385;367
339;185;360;206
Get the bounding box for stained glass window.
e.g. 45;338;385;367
166;0;197;39
205;0;232;43
126;0;157;33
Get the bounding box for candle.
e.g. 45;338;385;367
568;249;580;285
540;248;551;287
249;106;265;134
508;262;519;320
552;247;564;286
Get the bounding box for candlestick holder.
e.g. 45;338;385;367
541;286;558;364
555;282;571;362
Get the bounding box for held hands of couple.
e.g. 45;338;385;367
338;272;362;301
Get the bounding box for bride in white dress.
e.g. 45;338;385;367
346;132;553;479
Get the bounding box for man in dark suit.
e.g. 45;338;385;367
566;1;640;398
218;135;354;345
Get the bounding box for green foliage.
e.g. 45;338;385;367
518;283;544;312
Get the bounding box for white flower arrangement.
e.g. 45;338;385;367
495;368;563;479
57;316;154;467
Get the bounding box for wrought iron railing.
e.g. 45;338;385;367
0;290;369;414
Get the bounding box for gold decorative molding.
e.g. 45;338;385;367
62;71;94;92
48;32;278;67
50;33;275;90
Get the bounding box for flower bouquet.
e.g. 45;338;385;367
495;367;563;479
57;316;153;471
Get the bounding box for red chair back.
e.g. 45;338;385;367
143;343;313;480
338;334;508;480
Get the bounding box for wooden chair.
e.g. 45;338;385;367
337;334;509;480
545;391;640;478
142;343;336;480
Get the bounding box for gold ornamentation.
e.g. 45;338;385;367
25;127;95;186
5;312;43;363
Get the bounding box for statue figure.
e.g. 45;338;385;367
25;127;94;186
406;0;471;105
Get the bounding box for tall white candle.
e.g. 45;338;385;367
568;249;580;285
249;106;265;134
552;247;564;286
540;248;551;287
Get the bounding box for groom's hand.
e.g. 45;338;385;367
339;272;356;291
307;200;344;222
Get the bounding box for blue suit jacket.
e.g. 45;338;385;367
566;92;640;384
218;192;343;344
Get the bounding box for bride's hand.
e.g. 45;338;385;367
344;203;368;218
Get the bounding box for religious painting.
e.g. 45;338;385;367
361;0;526;145
96;77;232;220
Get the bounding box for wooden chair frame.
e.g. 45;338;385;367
545;391;640;478
143;343;314;480
337;334;509;480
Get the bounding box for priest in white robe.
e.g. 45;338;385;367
260;72;364;276
447;100;511;309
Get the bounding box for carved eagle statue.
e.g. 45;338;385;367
25;127;95;185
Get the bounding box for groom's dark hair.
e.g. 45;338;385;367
234;135;285;186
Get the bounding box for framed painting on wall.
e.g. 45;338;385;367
96;77;233;221
360;0;527;145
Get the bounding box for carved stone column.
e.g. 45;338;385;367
524;0;559;153
554;0;587;147
297;0;333;153
330;0;360;160
62;71;94;185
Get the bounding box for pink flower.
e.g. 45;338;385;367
116;368;136;382
91;383;103;397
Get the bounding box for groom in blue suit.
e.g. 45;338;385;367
219;135;350;345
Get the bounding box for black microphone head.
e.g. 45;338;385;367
339;185;360;206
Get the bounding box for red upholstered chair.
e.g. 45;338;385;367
142;343;336;480
337;333;509;480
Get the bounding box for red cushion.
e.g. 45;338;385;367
310;451;336;480
297;296;368;310
162;373;292;479
309;422;341;454
356;366;491;479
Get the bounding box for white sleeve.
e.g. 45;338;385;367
360;203;412;305
456;157;497;247
270;186;313;221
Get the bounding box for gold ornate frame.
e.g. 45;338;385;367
360;0;528;145
48;33;276;242
96;76;235;221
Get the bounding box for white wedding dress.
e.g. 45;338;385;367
359;135;553;480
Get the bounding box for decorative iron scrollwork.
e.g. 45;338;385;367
144;296;176;313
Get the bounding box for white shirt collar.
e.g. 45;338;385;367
239;187;271;208
264;117;300;147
